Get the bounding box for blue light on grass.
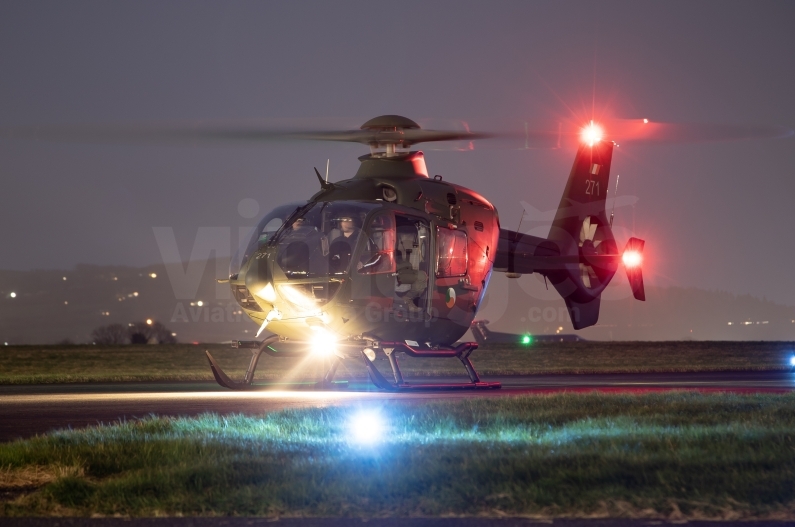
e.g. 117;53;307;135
348;410;385;445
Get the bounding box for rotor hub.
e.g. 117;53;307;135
360;115;420;132
359;115;421;156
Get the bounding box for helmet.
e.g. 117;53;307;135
334;209;359;228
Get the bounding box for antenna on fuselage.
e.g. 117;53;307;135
516;209;525;233
609;174;620;227
325;159;329;183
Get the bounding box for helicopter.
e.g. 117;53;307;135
205;114;646;391
3;113;788;389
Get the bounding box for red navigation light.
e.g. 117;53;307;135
581;121;603;146
622;250;642;268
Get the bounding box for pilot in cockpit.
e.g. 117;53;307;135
291;217;308;231
329;213;360;242
328;211;362;273
284;215;319;237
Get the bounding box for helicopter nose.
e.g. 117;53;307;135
244;255;274;304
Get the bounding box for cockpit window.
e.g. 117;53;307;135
230;202;304;279
273;201;378;278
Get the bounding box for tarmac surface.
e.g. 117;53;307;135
2;518;795;527
0;370;793;442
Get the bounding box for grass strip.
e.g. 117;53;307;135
0;341;793;385
1;392;795;519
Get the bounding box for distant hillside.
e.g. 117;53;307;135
0;260;255;345
471;273;795;341
1;261;793;344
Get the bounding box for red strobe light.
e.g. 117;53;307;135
622;250;642;268
581;121;603;146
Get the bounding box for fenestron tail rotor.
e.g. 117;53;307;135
578;216;605;289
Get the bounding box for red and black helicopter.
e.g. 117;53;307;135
209;115;646;391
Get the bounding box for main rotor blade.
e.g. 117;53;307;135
602;119;793;144
424;119;793;151
2;118;789;150
0;123;496;147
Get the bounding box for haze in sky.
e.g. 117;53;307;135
1;1;794;305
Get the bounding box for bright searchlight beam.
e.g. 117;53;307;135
309;328;337;357
581;121;603;146
349;410;385;444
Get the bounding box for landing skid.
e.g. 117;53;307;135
361;341;501;392
205;336;500;391
205;335;344;391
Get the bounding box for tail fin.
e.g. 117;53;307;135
494;135;646;330
548;140;615;254
545;139;619;329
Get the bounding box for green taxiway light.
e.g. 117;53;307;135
521;335;532;345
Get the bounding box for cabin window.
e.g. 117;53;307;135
436;227;468;277
394;215;430;310
357;212;396;275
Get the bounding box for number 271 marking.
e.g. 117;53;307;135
585;180;600;196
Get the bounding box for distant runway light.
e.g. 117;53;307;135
149;273;157;278
790;356;795;367
9;292;16;298
146;319;153;325
197;300;204;307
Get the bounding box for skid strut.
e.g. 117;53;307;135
206;336;345;390
205;335;280;390
361;341;501;391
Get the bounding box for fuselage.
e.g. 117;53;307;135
229;151;500;345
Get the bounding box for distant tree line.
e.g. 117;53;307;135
91;321;177;345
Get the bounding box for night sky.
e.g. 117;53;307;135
2;1;794;305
